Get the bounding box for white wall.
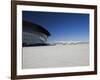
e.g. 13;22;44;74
0;0;99;80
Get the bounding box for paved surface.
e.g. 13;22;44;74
22;44;89;69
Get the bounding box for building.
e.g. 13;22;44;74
22;20;51;46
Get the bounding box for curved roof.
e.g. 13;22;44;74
23;20;51;36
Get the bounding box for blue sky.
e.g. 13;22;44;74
22;11;89;42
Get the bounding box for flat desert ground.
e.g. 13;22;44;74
22;43;89;69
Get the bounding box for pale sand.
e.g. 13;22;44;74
22;44;89;69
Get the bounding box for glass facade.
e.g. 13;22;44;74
22;32;47;45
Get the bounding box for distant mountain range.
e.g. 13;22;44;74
23;41;89;47
47;41;89;46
